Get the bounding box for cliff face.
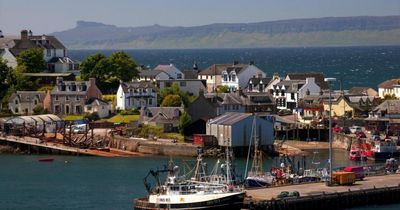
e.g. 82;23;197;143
51;16;400;49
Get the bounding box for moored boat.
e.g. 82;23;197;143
38;157;54;162
368;139;400;161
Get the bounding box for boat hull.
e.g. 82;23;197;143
133;192;245;210
368;152;400;161
245;177;271;188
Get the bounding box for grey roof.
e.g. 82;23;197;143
48;56;77;64
1;34;65;57
286;72;328;89
198;64;249;75
182;70;198;79
208;112;252;125
5;114;62;125
248;77;272;85
9;91;46;103
275;80;306;93
139;69;169;77
23;72;74;77
141;107;184;124
221;93;242;105
121;81;157;93
241;92;274;105
0;37;16;49
154;64;180;72
85;97;108;106
373;100;400;113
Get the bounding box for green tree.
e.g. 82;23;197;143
178;112;191;135
33;105;48;115
108;51;138;82
383;94;397;100
16;48;46;73
80;53;107;80
161;94;182;107
0;58;11;100
217;85;230;93
158;83;190;107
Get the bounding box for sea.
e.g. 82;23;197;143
0;150;399;210
2;46;400;209
68;46;400;89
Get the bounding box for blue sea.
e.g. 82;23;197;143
69;46;400;89
1;150;399;210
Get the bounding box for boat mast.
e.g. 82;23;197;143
226;138;231;185
250;114;263;176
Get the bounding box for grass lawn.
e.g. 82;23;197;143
63;115;84;121
106;114;139;123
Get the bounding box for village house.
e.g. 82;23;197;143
378;78;400;98
157;79;206;96
241;92;276;113
138;64;184;81
272;77;321;111
365;100;400;132
245;73;282;94
116;81;157;110
206;112;274;152
322;94;379;118
139;106;184;132
8;91;46;115
84;98;111;119
197;61;265;93
349;87;378;97
44;77;102;115
285;72;328;90
0;29;79;72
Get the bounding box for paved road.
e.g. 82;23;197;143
246;174;400;200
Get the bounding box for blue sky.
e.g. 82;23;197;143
1;0;399;35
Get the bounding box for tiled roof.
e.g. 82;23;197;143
373;100;400;113
182;70;198;79
248;77;272;85
378;79;400;89
142;107;184;124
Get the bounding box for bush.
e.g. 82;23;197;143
161;94;182;107
84;112;100;122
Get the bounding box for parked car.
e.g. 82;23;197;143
350;126;362;134
342;127;351;134
344;166;365;181
356;132;367;138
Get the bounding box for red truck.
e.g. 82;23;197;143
344;166;365;181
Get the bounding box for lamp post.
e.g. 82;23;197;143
324;77;336;186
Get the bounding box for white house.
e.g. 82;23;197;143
157;79;206;96
116;81;157;110
84;98;111;119
378;78;400;98
272;77;321;111
198;62;266;93
0;29;79;72
153;64;184;79
138;64;184;82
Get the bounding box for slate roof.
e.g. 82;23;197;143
85;97;108;106
182;70;198;79
120;81;157;93
48;57;77;64
378;79;400;89
286;72;328;89
248;77;272;85
198;64;249;75
207;112;252;125
0;37;16;49
141;107;184;124
241;92;274;105
3;34;66;57
275;80;306;93
373;100;400;114
139;69;169;77
9;91;46;103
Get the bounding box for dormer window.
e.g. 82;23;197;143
231;74;236;82
223;74;228;81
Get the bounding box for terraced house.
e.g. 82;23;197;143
44;77;102;115
116;81;157;110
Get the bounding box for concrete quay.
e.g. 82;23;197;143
0;135;145;157
245;174;400;209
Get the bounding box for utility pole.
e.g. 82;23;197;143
325;77;336;186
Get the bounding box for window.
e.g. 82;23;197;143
223;74;228;81
34;100;38;105
177;73;182;79
281;90;285;96
65;105;70;114
15;107;18;113
55;95;58;101
231;74;236;82
291;93;295;100
76;106;82;114
149;98;153;105
15;100;18;105
66;96;69;101
180;81;186;87
86;106;92;111
46;49;51;56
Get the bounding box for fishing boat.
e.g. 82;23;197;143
244;115;275;188
134;148;245;210
349;146;367;161
38;157;54;162
368;138;400;161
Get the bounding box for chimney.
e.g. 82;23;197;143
249;60;255;65
233;60;239;65
0;30;3;38
89;78;96;86
28;30;33;37
306;77;315;84
21;29;28;40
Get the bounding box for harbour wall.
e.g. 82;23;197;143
246;185;400;210
333;133;354;150
109;136;198;157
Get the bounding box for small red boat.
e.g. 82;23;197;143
349;146;367;161
38;157;55;162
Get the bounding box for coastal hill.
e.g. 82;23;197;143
51;16;400;49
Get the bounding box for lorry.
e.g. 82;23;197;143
331;172;356;185
344;166;365;180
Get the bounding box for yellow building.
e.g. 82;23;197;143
323;95;378;118
323;96;354;117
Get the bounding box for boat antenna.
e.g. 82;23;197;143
244;115;256;178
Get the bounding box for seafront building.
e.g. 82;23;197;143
378;78;400;98
0;29;79;73
116;81;157;110
197;62;265;93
